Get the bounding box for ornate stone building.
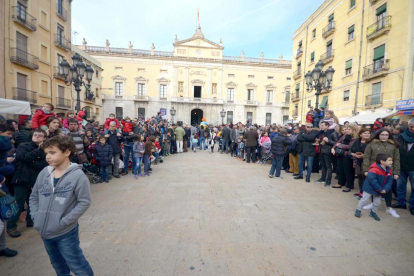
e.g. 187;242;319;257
81;25;292;125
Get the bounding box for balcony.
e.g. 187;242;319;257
170;97;224;104
293;110;298;117
10;48;39;70
13;88;37;104
292;91;300;101
54;66;66;80
362;59;389;81
365;93;383;107
56;4;68;21
293;68;302;80
367;16;392;41
56;97;71;109
322;21;336;38
159;97;168;101
134;95;149;101
244;100;258;106
12;6;37;31
320;50;334;64
54;34;71;51
266;102;273;106
84;92;95;103
369;0;379;4
295;47;303;59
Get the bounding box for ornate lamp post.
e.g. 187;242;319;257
170;106;176;123
59;53;94;111
220;108;226;125
304;60;335;109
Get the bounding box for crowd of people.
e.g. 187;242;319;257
1;102;414;275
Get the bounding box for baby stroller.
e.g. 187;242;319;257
257;140;272;165
82;163;102;184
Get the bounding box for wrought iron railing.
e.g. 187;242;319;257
322;21;336;37
84;92;95;102
10;48;39;70
56;3;68;21
295;47;303;58
363;59;389;79
12;6;37;31
56;97;71;109
292;91;300;100
13;87;37;104
367;16;392;38
54;66;66;80
293;111;298;117
55;34;71;51
365;93;383;106
293;68;301;78
320;50;335;62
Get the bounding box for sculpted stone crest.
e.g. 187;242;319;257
190;71;206;76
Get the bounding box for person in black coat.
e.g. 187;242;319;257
105;122;124;178
94;137;113;183
295;123;318;182
221;125;231;154
314;121;337;186
7;129;48;238
269;130;292;178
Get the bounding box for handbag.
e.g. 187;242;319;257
78;153;89;164
0;193;19;220
334;147;345;157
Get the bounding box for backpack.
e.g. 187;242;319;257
0;193;19;220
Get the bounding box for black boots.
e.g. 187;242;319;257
305;176;310;182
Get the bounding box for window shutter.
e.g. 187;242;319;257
376;3;387;16
327;40;332;47
346;59;353;69
295;83;300;90
348;25;354;34
373;44;385;61
297;61;301;66
313;29;316;37
308;100;311;107
299;41;302;47
311;52;315;60
350;0;355;8
320;96;328;108
328;14;334;21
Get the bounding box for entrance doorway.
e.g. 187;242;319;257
194;86;201;98
190;109;203;125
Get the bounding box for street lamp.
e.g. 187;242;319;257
305;60;335;109
170;106;176;123
220;108;226;125
59;53;94;111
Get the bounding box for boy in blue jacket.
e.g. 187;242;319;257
355;153;393;221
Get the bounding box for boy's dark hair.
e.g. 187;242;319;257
376;153;391;164
321;121;329;127
68;118;78;124
43;135;77;158
34;128;47;137
22;119;31;127
45;103;54;111
0;123;14;133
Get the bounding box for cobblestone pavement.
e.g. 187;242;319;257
1;150;414;276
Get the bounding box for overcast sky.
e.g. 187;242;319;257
72;0;324;61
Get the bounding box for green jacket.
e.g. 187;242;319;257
362;139;400;175
174;127;185;141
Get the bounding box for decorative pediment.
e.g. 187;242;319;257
265;84;277;89
284;85;290;91
112;75;126;81
246;82;257;88
157;77;170;83
135;76;148;82
174;27;224;50
226;81;238;87
191;79;205;85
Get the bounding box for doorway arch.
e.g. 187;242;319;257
190;109;203;125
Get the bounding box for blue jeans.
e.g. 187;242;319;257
199;137;206;150
221;139;228;153
133;157;143;175
43;224;94;276
143;154;149;174
269;156;284;177
192;143;198;151
100;165;108;181
397;171;414;208
123;143;136;172
298;153;314;177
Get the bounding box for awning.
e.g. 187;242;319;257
338;117;352;125
398;110;414;115
0;98;31;115
345;108;397;124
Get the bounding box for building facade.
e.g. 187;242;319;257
82;25;292;125
291;0;414;124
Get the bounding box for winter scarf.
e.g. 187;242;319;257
402;128;414;144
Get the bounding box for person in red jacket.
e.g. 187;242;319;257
104;113;120;129
32;103;56;130
373;118;384;131
121;117;133;133
77;110;86;124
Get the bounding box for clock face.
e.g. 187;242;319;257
196;50;201;55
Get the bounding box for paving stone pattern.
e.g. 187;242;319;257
1;151;414;275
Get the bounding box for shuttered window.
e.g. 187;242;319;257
350;0;355;8
328;14;334;22
373;44;385;61
376;3;387;16
311;52;315;62
348;25;354;34
346;59;353;69
327;40;332;47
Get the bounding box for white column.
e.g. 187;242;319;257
173;66;178;97
218;69;223;99
207;68;212;98
185;67;190;98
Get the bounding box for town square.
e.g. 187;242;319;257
1;0;414;275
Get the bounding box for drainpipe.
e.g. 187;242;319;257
353;0;365;115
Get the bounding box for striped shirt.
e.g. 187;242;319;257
68;130;85;155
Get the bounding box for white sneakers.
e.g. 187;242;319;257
275;176;283;180
386;208;400;218
362;204;400;218
363;203;373;210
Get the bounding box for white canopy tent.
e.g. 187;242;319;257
343;108;397;125
0;98;31;115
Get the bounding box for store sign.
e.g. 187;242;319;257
396;99;414;110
